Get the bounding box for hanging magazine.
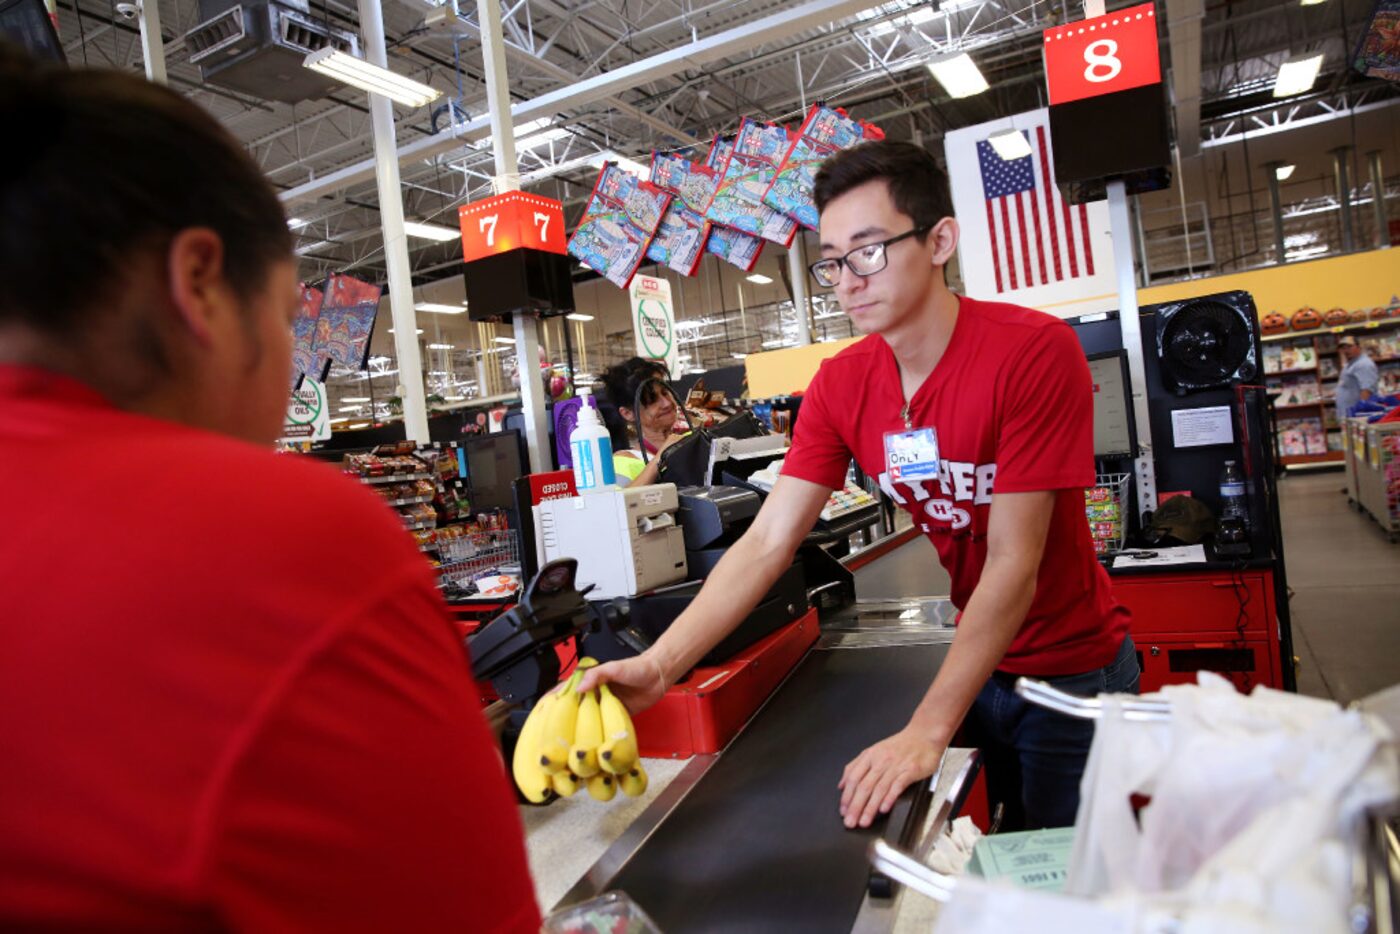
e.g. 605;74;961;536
764;103;885;230
702;138;766;271
290;282;323;390
567;162;672;289
705;123;799;247
646;152;717;277
313;274;380;375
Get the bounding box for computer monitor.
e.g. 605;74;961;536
463;429;526;510
1087;350;1137;459
0;0;65;63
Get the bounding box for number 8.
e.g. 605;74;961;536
1083;38;1122;83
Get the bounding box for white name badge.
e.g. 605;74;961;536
884;427;941;481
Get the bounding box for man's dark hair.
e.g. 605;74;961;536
0;43;293;337
813;140;954;233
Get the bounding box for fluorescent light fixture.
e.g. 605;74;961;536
388;328;424;335
415;302;466;314
1273;52;1323;98
987;128;1032;161
403;221;460;242
1299;0;1326;6
1275;164;1296;181
427;342;455;350
746;273;774;285
732;352;748;359
341;396;371;403
303;49;442;108
287;216;308;229
566;313;595;321
927;52;989;99
761;338;787;348
338;405;365;412
494;336;516;344
348;422;371;430
329;417;351;425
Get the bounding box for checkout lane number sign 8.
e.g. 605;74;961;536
1042;2;1160;106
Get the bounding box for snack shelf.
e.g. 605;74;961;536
353;472;432;484
382;494;434;507
402;517;437;531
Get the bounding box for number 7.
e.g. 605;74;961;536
533;212;551;242
479;214;498;247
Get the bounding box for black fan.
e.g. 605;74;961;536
1155;296;1258;396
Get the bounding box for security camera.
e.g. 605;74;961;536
114;2;138;19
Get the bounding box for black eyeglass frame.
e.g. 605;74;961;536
807;226;933;287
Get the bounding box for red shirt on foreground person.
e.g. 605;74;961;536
781;295;1130;675
0;45;536;931
0;366;541;932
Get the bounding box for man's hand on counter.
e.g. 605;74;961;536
838;728;946;829
576;652;669;715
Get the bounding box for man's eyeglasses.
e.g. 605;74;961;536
808;227;931;288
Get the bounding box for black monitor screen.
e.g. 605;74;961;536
464;430;525;510
0;0;65;63
1087;351;1137;459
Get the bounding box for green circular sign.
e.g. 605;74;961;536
635;298;673;360
287;380;325;426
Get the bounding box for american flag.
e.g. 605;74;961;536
976;126;1095;294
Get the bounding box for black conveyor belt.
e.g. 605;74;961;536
605;641;949;932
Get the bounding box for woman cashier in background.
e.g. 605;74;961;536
600;357;687;487
581;140;1139;835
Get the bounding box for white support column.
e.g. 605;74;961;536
478;0;552;473
359;0;429;442
1108;181;1157;520
1085;0;1155;519
788;235;812;346
137;0;166;84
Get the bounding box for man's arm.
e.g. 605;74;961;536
837;488;1056;829
578;474;832;709
1360;357;1380;401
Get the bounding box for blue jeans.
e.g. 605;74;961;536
962;636;1140;831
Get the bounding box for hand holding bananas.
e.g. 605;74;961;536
574;650;670;716
838;728;946;829
512;658;649;804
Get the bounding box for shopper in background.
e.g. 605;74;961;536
599;356;685;486
1336;335;1379;421
582;140;1137;833
0;45;539;932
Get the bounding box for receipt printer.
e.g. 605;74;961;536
677;485;761;579
538;484;688;599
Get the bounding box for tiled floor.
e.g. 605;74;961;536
1279;469;1400;705
854;470;1400;704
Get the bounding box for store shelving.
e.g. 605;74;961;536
1263;315;1400;467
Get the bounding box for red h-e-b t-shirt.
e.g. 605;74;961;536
782;296;1130;675
0;366;540;932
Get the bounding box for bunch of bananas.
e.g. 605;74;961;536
512;658;649;804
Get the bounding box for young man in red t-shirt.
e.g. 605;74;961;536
0;48;538;931
583;141;1137;832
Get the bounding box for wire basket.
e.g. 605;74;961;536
437;529;521;587
1086;472;1131;555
